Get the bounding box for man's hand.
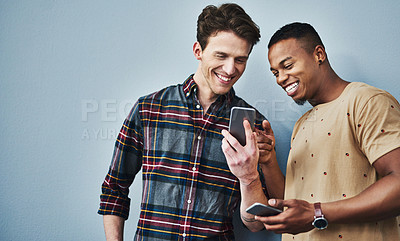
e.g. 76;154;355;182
221;119;259;185
255;199;315;234
256;120;276;165
222;119;270;232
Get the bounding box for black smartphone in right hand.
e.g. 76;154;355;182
228;107;256;146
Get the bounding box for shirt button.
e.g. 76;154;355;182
192;167;196;171
196;104;201;109
182;233;186;237
187;199;192;204
186;93;190;97
197;136;201;140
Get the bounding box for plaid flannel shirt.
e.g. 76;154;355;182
98;75;266;240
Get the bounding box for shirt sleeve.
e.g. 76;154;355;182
355;93;400;164
98;100;144;219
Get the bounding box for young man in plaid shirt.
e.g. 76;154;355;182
98;3;276;240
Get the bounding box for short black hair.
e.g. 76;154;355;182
268;22;324;53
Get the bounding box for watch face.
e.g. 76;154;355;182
314;218;328;229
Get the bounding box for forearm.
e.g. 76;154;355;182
103;215;125;241
323;172;400;224
239;177;269;232
260;153;285;199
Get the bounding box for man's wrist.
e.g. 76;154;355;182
240;174;260;186
259;154;278;168
240;213;257;223
312;202;328;230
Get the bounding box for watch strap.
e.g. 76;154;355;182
314;202;323;218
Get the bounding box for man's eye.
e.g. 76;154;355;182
272;72;279;77
284;64;293;69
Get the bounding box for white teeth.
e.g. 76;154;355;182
285;82;299;93
216;73;231;82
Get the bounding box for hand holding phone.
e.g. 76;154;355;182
228;107;256;146
246;202;282;216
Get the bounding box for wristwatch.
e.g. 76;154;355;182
312;202;328;230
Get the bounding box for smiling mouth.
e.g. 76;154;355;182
285;81;299;95
215;73;232;82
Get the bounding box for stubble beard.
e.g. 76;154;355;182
294;99;307;106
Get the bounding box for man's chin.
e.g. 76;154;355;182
214;86;232;96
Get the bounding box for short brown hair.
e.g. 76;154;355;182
197;3;260;51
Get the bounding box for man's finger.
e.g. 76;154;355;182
244;120;256;148
221;129;241;149
256;132;272;145
258;143;273;151
268;199;284;209
221;138;234;154
262;120;274;135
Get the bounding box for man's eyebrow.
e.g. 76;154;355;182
279;56;292;65
270;56;292;71
215;51;249;59
215;51;227;55
236;55;249;60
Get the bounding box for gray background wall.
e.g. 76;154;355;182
1;0;399;240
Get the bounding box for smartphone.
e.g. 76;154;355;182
246;202;282;216
228;107;256;146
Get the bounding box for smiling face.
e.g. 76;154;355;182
193;30;252;103
268;38;322;105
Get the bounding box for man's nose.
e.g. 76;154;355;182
277;73;288;86
222;59;236;75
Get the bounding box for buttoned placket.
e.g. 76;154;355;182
180;90;219;240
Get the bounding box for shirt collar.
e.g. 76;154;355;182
182;74;235;105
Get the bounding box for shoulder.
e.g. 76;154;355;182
339;83;399;121
345;82;398;106
128;84;183;120
138;84;183;103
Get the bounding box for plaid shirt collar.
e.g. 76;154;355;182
182;74;235;105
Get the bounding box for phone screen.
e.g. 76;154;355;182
228;107;256;146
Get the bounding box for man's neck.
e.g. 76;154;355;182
192;73;219;113
197;88;219;113
309;72;349;107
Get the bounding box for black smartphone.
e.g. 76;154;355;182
228;107;256;146
246;202;282;216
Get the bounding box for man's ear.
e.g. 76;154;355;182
314;45;326;64
193;41;203;60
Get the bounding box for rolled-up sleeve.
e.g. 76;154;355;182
98;100;144;219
